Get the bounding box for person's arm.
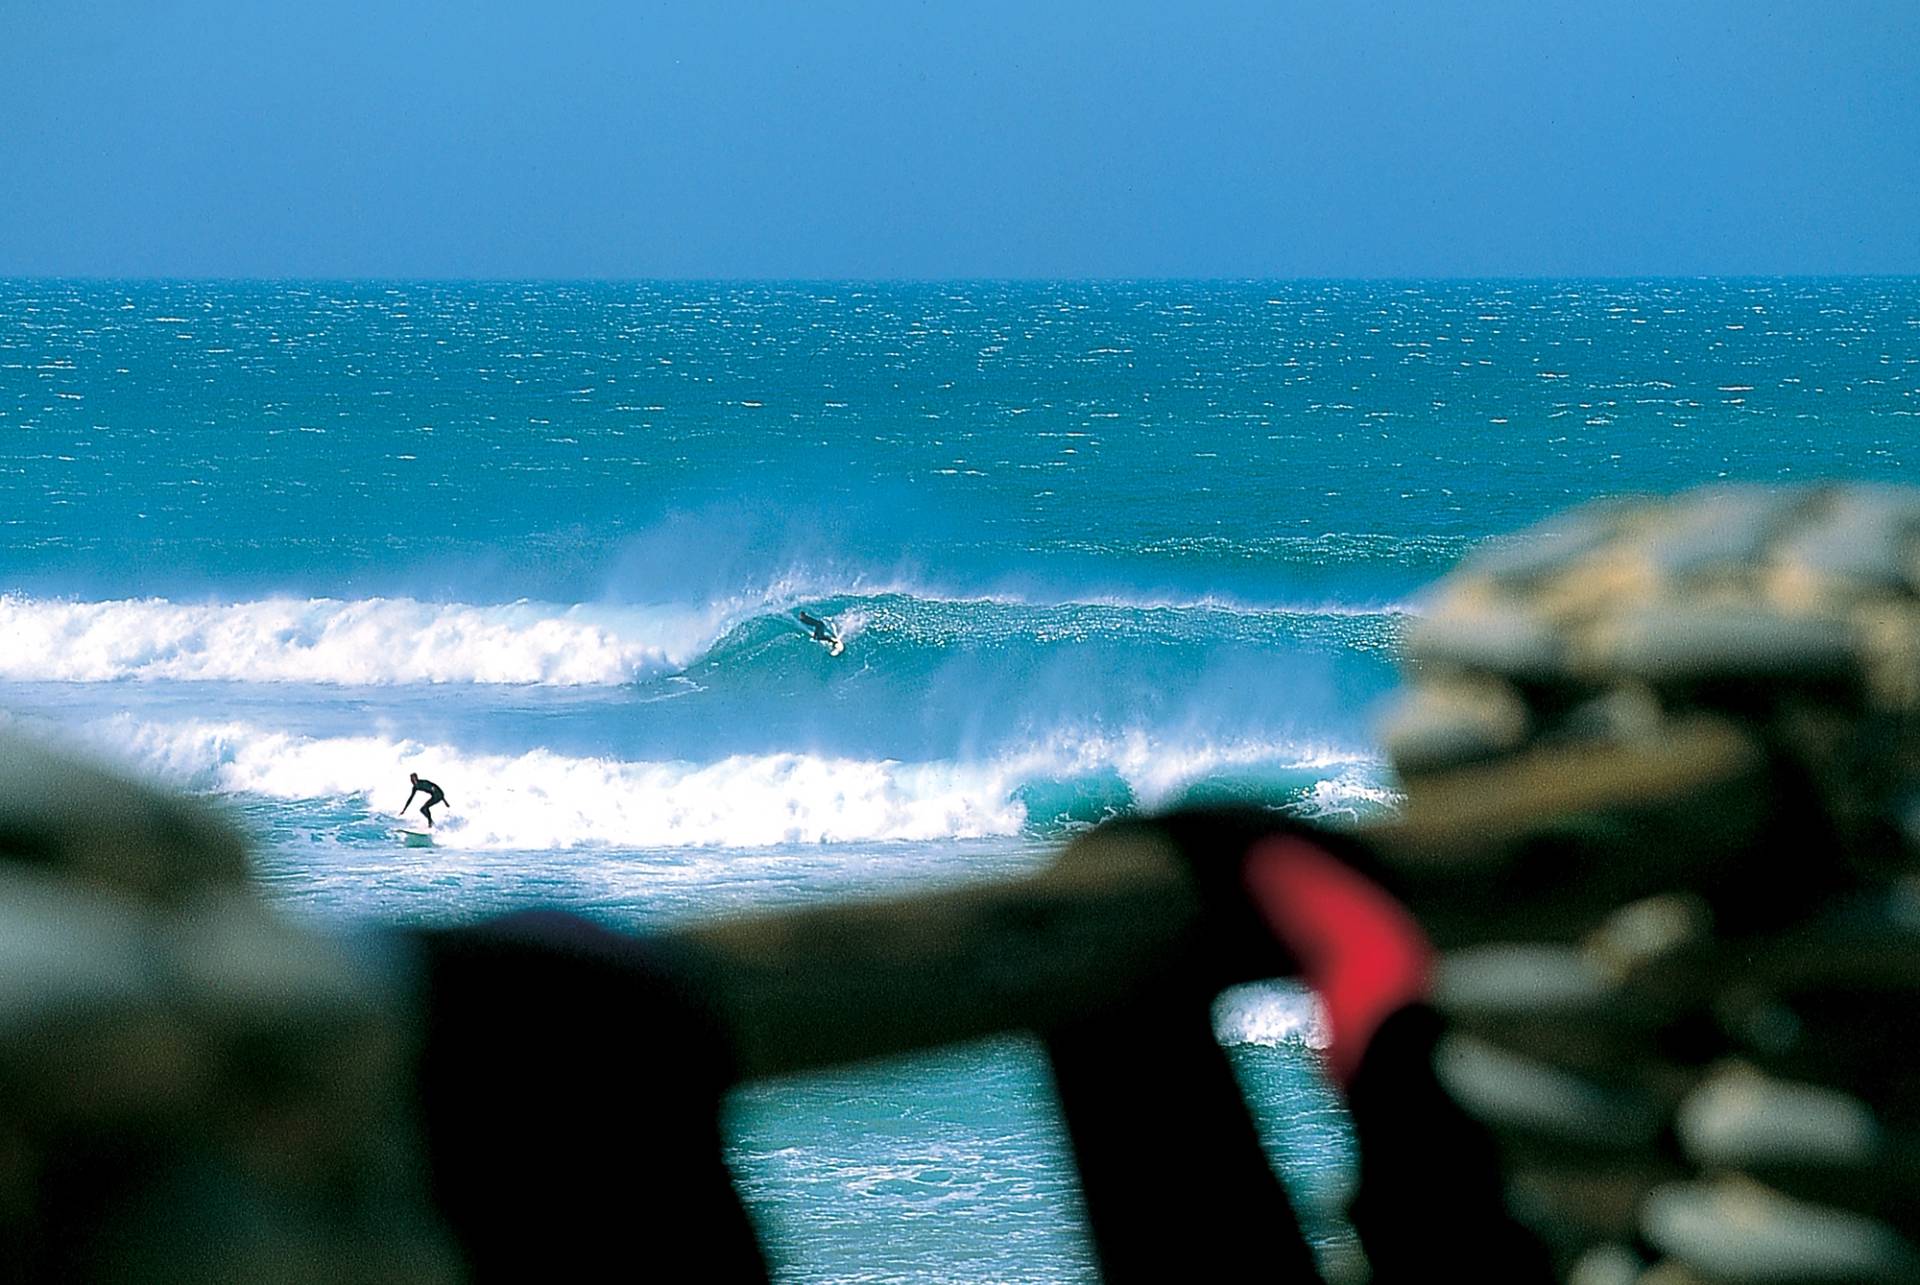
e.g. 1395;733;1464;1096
401;786;419;813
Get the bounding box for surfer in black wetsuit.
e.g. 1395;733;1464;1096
795;610;837;645
403;772;449;827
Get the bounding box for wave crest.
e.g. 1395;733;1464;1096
0;590;1407;687
0;595;725;685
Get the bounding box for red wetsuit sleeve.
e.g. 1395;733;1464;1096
1242;834;1433;1085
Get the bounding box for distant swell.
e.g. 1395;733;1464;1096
81;718;1388;850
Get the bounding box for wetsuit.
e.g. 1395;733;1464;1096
405;777;448;827
796;610;835;644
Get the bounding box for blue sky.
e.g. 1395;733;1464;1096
3;1;1915;278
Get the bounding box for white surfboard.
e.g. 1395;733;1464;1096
394;828;435;848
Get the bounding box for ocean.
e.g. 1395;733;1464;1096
3;278;1916;1280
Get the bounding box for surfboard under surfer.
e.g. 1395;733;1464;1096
402;772;449;827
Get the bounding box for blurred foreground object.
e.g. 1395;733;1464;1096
1376;484;1920;1282
0;730;457;1282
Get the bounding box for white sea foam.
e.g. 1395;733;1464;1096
0;594;731;685
1032;730;1372;809
73;717;1385;851
1212;981;1328;1051
1297;769;1404;819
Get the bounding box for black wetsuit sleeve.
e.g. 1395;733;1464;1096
1343;1005;1556;1282
409;913;768;1281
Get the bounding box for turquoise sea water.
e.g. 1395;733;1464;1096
3;279;1917;1279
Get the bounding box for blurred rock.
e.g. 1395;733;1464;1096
0;731;460;1282
1383;483;1920;1280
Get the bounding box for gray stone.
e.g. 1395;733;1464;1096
1464;499;1641;585
0;727;249;900
1585;894;1714;980
1566;1243;1652;1285
1434;944;1611;1017
170;895;397;1022
1381;680;1531;774
1677;1063;1881;1170
1638;487;1801;581
1642;1178;1918;1282
1551;686;1670;747
1774;487;1920;595
1434;1033;1666;1151
1406;608;1570;681
0;868;155;1034
1581;606;1858;685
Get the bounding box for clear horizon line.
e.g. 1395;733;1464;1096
4;271;1918;286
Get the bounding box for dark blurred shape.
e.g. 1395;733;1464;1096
411;913;765;1283
0;732;455;1283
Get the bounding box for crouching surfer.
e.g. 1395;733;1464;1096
402;772;449;827
796;609;844;656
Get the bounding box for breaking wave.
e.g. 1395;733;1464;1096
0;590;1408;686
74;717;1386;850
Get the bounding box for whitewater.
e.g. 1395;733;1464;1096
0;582;1393;850
4;277;1916;1282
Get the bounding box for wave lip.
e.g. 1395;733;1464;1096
0;595;727;686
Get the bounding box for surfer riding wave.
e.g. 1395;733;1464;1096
796;609;844;656
402;772;449;827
